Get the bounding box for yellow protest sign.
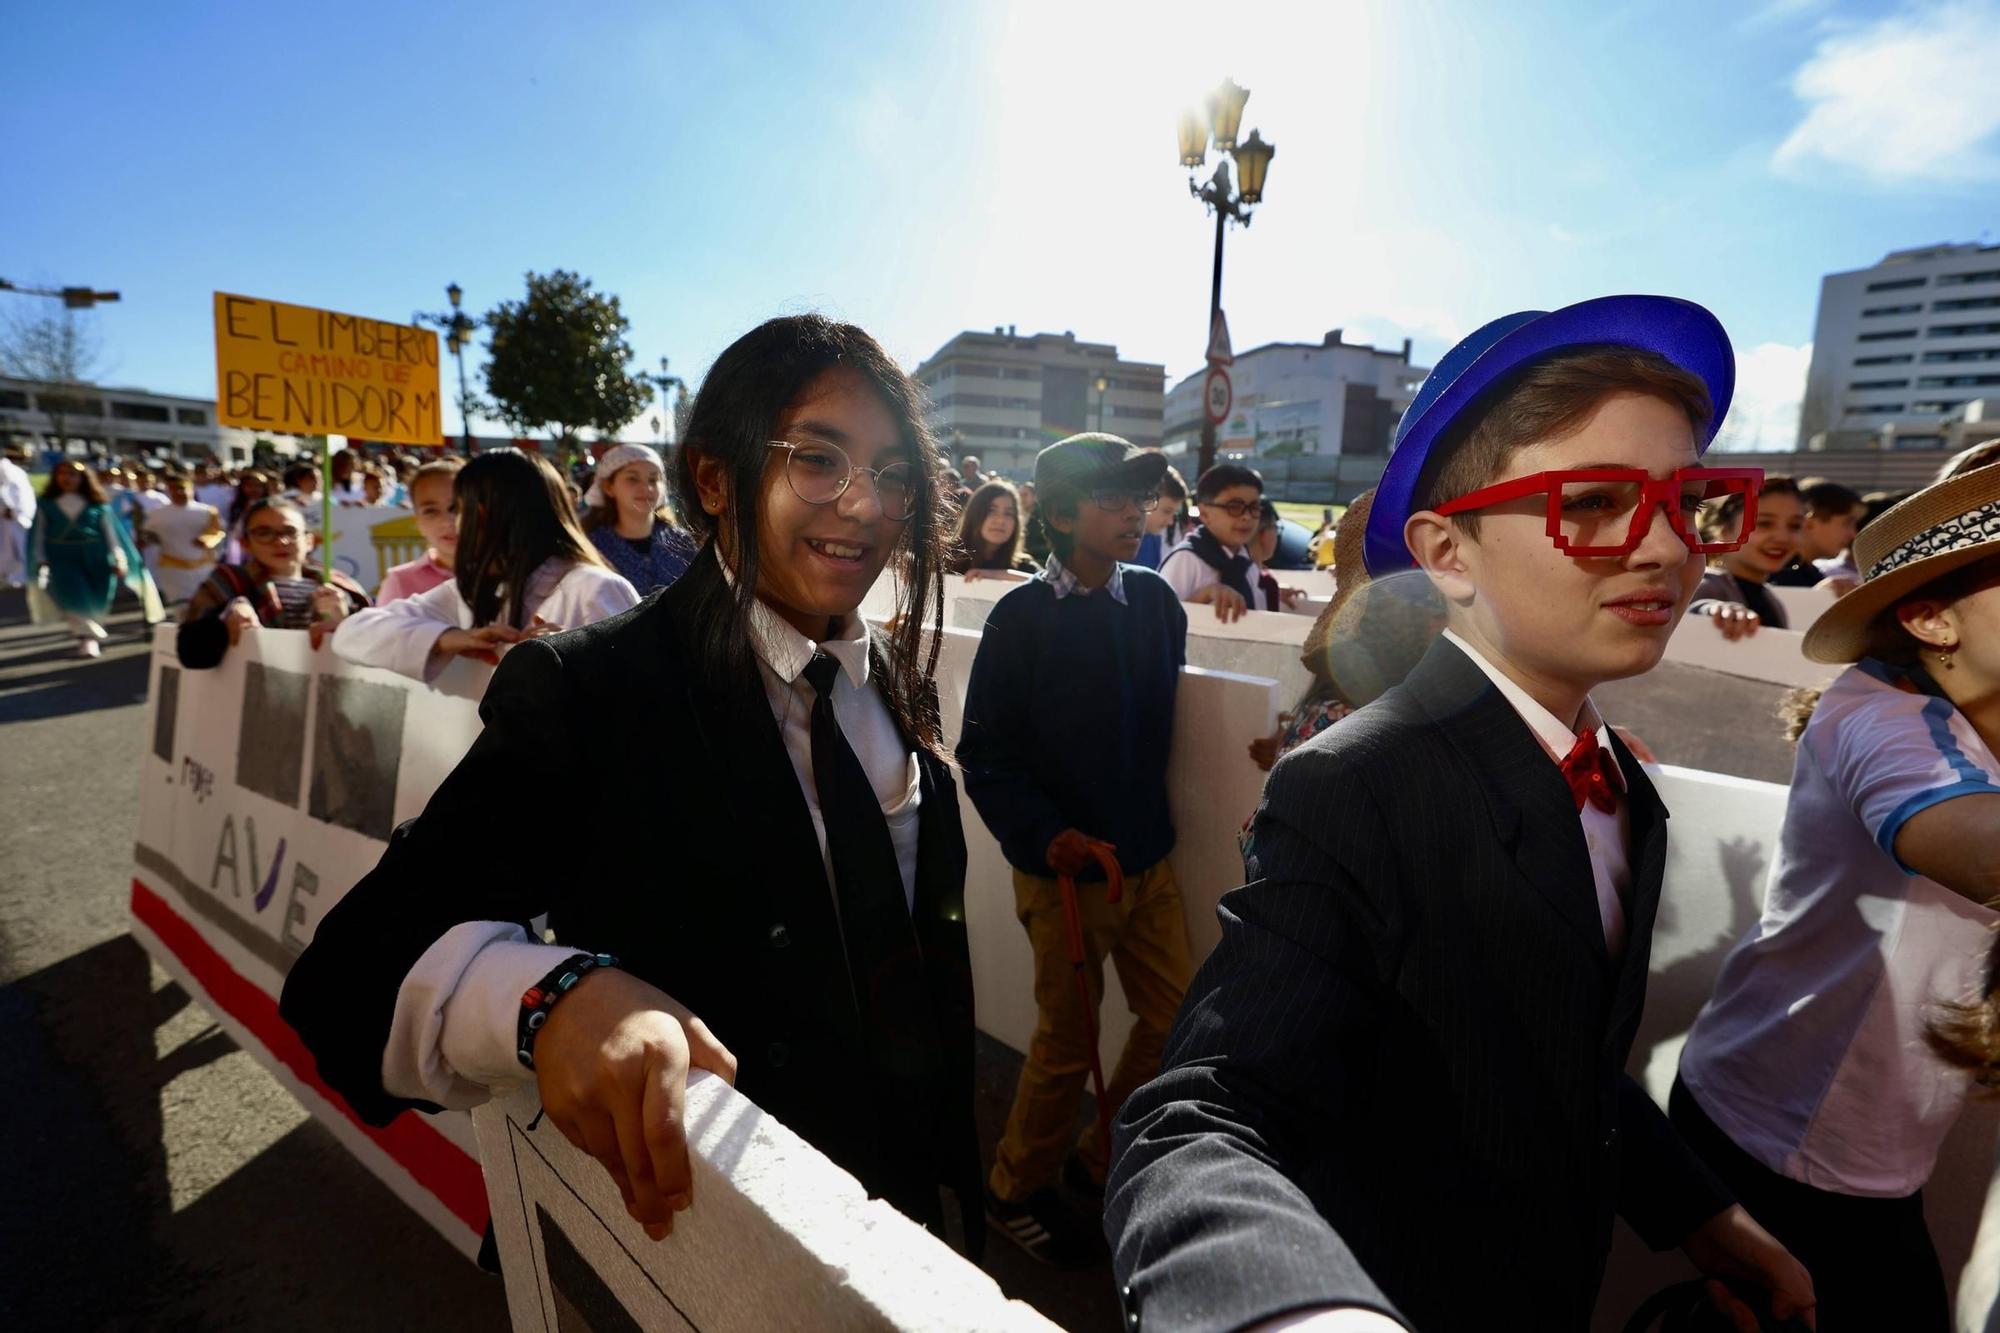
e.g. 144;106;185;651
213;292;443;446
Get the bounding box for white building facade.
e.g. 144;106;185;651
1799;242;2000;450
1;375;223;461
913;327;1166;478
1160;329;1428;463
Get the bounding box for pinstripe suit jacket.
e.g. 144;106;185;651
1104;637;1730;1332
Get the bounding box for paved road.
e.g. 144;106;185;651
0;588;1118;1332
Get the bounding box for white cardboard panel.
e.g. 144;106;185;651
473;1079;1059;1332
1660;613;1840;690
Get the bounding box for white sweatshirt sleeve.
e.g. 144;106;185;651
536;564;640;632
1157;547;1212;602
331;576;468;681
381;921;581;1106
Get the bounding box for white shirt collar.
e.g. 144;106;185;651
715;546;872;689
1440;628;1620;778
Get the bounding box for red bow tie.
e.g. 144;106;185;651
1559;727;1623;814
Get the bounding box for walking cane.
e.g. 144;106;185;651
1056;842;1125;1158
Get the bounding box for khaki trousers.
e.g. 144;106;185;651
988;857;1194;1201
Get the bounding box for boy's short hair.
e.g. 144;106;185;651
1195;462;1263;501
1257;498;1281;530
1796;478;1862;519
1414;345;1714;538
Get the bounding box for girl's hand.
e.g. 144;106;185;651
1708;603;1761;642
532;968;738;1240
523;614;563;640
1681;1204;1816;1332
222;597;258;646
1248;732;1281;772
435;624;525;665
1279;585;1307;608
1190;584;1248;623
308;586;351;647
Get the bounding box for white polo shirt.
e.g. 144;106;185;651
1680;658;2000;1196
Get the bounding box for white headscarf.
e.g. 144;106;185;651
583;443;666;510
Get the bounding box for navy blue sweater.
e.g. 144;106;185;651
958;567;1186;878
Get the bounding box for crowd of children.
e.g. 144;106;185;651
27;292;2000;1331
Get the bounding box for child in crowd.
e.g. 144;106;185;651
1247;491;1447;771
1688;476;1801;640
580;443;697;595
283;314;985;1259
1677;465;2000;1331
328;447;364;503
1133;465;1190;570
1247;498;1307;609
1768;478;1862;589
949;478;1040;579
1157;462;1280;621
176;496;369;668
28;460;160;656
282;461;322;527
333;449;637;682
375;457;464;604
1019;480;1052;566
223;470;272;563
358;463;390;507
139;470;225;605
960;433;1193;1267
1107;296;1811;1333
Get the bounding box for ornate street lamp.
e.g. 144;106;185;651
1178;77;1277;474
652;356;685;447
417;284;479;455
1094;374;1110;434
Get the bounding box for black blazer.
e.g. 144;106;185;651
279;553;982;1246
1104;637;1729;1332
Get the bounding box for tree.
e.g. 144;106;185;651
481;271;652;454
0;304;105;451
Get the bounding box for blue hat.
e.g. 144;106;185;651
1362;295;1735;575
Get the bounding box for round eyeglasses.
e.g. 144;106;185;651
1090;489;1162;513
766;439;918;521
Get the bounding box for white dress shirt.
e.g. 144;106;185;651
1441;629;1629;957
331;557;639;683
378;562;922;1108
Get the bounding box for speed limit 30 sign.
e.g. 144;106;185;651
1203;367;1233;425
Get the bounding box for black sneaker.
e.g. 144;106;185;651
1061;1153;1105;1204
986;1186;1103;1268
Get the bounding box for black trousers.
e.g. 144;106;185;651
1668;1076;1949;1333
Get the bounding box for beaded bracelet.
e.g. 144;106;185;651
516;952;618;1071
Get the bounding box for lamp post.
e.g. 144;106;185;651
0;278;121;307
1179;77;1275;476
1094;374;1110;434
416;285;479;455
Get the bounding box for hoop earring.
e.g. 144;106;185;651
1938;643;1957;671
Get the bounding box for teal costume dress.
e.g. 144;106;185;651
28;495;160;623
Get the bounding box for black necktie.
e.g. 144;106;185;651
803;652;950;1225
802;653;932;1065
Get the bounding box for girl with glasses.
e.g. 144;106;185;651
174;495;370;668
282;314;985;1258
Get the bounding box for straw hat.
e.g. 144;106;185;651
1802;464;2000;664
1303;489;1376;667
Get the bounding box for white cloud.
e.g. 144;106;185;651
1773;2;2000;184
1711;341;1814;453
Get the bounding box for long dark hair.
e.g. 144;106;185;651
952;478;1027;572
454;449;605;629
671;314;948;754
230;470;273;527
42;460;109;505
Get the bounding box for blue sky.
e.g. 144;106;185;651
6;0;1999;451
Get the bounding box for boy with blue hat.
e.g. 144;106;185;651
1104;297;1816;1332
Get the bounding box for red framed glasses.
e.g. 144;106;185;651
1433;467;1766;558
